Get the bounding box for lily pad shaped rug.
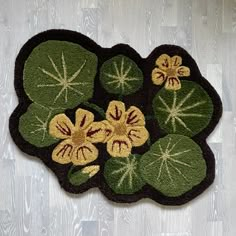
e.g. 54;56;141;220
9;30;222;205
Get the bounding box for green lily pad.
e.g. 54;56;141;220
100;55;143;95
152;81;213;137
140;134;206;197
24;40;98;109
104;154;145;194
68;165;100;186
19;103;63;147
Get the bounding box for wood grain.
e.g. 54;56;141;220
1;0;235;235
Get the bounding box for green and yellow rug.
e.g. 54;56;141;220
9;30;222;205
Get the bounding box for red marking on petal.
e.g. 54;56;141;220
105;128;112;137
80;115;86;128
162;58;169;67
177;67;186;76
86;127;102;138
56;122;71;135
79;146;92;160
126;110;140;125
56;144;73;157
109;105;122;121
173;57;178;66
156;71;165;80
74;145;92;161
112;140;129;153
168;77;179;86
127;129;141;142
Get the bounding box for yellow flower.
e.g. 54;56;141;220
102;101;149;157
151;54;190;90
49;108;105;165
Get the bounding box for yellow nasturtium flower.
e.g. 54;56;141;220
151;54;190;90
102;101;149;157
49;108;105;165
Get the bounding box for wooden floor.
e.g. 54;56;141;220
0;0;235;235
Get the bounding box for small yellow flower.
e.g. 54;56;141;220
49;108;105;165
151;54;190;90
102;101;149;158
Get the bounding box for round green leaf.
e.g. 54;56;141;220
140;134;206;197
99;55;143;95
24;40;98;109
104;154;145;194
19;103;63;147
152;81;213;137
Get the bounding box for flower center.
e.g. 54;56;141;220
166;68;176;77
114;122;127;136
72;130;85;146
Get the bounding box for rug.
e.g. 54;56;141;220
9;29;222;205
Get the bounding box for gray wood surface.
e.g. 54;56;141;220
0;0;235;235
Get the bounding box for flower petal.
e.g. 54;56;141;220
75;108;94;130
71;142;98;165
107;135;132;157
127;126;149;147
171;56;182;68
85;122;106;143
165;77;181;90
151;68;167;85
155;54;171;71
176;66;190;77
52;139;74;164
125;106;145;127
106;101;126;124
102;120;115;143
49;114;74;139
